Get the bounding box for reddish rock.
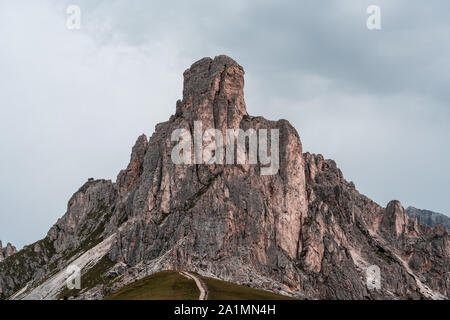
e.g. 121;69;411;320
0;241;17;262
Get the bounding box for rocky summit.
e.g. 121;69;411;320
0;55;448;300
0;242;17;263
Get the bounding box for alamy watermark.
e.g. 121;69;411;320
171;121;279;176
65;5;380;31
66;5;81;30
367;5;381;30
66;265;81;290
366;265;381;290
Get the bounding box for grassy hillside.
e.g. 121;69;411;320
106;270;199;300
198;275;297;300
106;270;297;300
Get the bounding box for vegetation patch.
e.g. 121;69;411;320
105;270;200;300
199;275;298;300
104;270;298;300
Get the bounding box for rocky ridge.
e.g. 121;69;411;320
406;207;450;231
0;55;448;300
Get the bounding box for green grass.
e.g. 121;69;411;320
106;270;200;300
199;275;298;300
105;270;297;300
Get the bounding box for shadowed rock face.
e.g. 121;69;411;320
406;207;450;231
0;55;448;300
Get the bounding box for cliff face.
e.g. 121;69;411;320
406;207;450;231
0;56;448;300
0;242;17;262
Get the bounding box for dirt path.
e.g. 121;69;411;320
180;271;208;300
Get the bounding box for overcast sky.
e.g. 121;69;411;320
1;0;449;248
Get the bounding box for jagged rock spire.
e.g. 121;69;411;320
0;241;17;262
116;134;148;193
176;55;247;132
381;200;410;237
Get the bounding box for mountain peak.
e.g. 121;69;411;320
1;56;448;301
177;55;247;131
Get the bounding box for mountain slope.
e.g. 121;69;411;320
0;55;448;300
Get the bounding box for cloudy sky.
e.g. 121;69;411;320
1;0;449;248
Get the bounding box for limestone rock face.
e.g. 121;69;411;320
381;200;411;238
5;243;17;258
178;55;247;133
116;134;148;194
0;55;448;300
0;242;17;262
47;179;116;253
105;56;308;291
406;207;450;230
